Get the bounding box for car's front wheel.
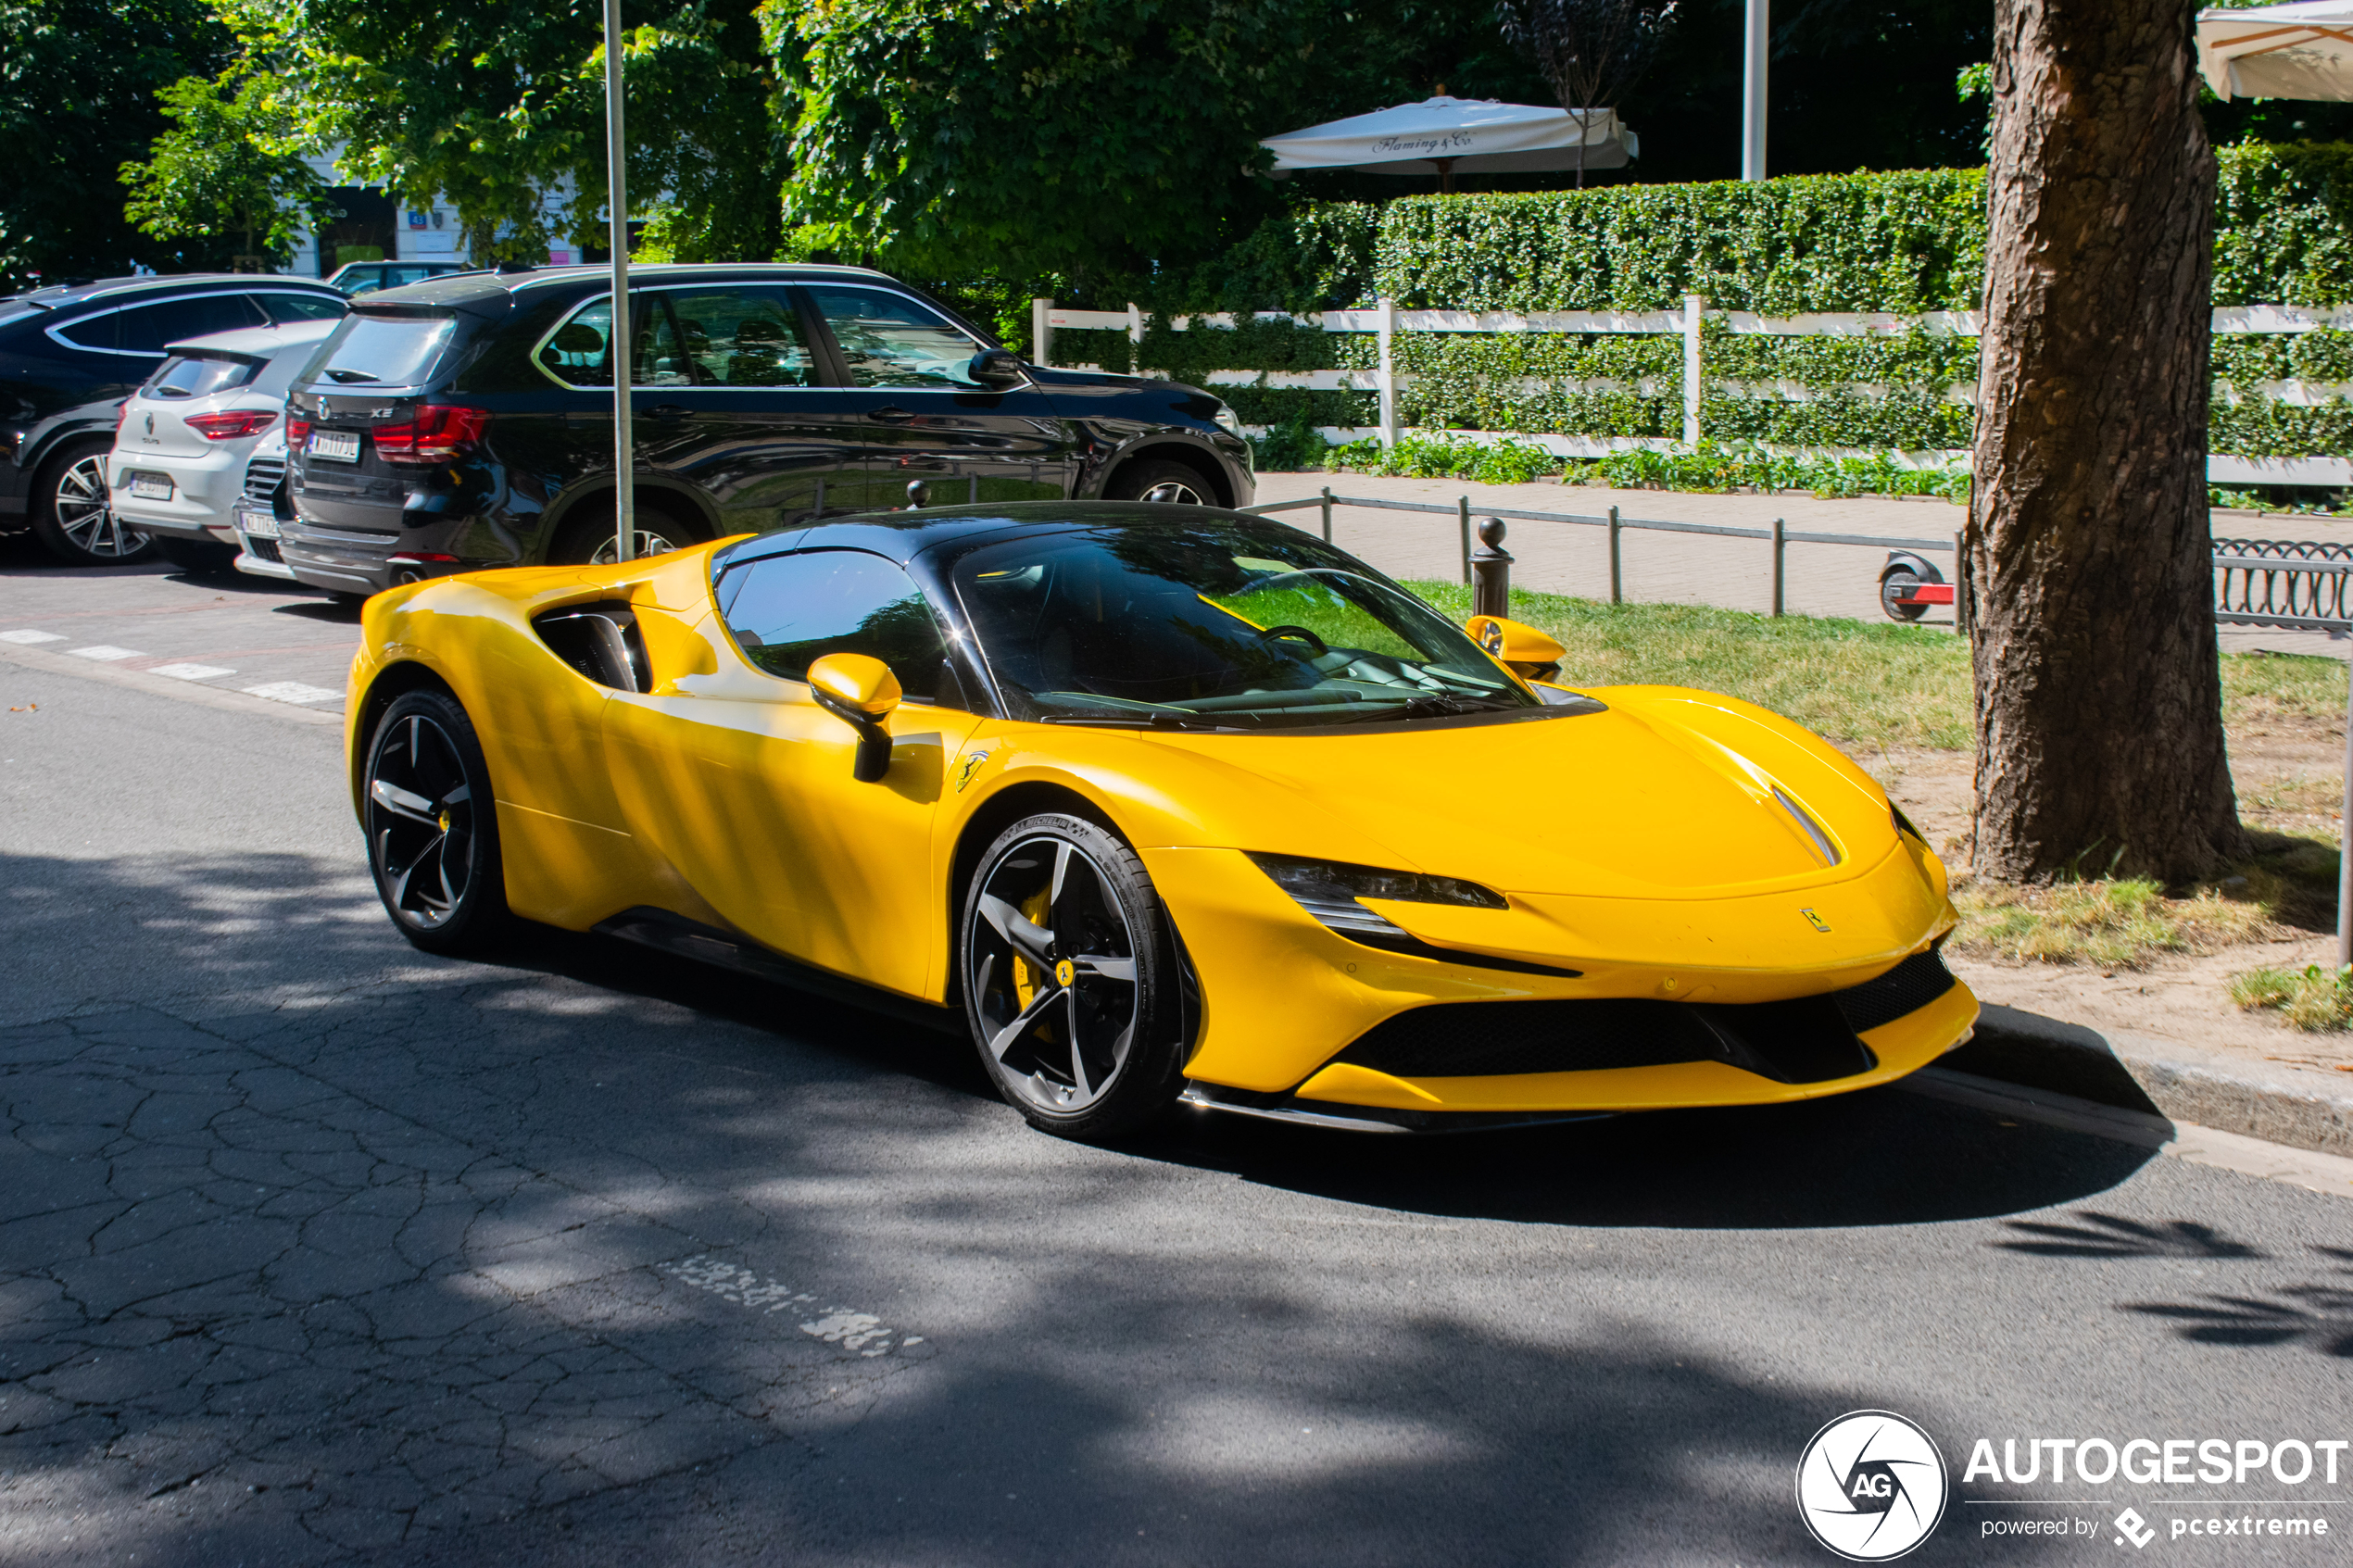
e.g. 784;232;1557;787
363;688;510;954
961;812;1187;1140
31;441;155;566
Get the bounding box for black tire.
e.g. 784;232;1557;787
549;501;701;566
362;689;511;955
30;439;155;565
1105;457;1215;506
155;536;239;574
960;811;1187;1140
1880;569;1930;622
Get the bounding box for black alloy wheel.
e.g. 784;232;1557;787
961;812;1187;1139
1107;458;1212;506
31;441;155;565
363;689;510;953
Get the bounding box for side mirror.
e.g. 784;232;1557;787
1466;614;1566;683
968;348;1026;389
806;652;902;783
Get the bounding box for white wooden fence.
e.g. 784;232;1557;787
1028;296;2353;485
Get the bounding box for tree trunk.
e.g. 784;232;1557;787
1969;0;2241;883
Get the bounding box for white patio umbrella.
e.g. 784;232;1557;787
2196;2;2353;101
1260;95;1637;191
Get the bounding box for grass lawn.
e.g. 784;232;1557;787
1406;581;2351;751
1404;582;2351;980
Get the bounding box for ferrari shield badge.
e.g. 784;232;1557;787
952;748;991;793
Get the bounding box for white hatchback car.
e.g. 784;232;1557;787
108;319;337;572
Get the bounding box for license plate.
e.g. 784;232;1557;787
128;472;173;501
310;430;360;463
240;512;280;539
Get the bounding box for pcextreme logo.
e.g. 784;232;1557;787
1797;1410;1951;1562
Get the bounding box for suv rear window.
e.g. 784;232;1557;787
310;313;456;386
145;355;261;399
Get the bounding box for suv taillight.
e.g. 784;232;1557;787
184;409;278;441
285;414;313;445
374;404;490;466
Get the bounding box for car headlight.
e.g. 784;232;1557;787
1250;852;1505;929
1210;403;1244;438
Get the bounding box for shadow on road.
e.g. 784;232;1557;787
0;847;2166;1565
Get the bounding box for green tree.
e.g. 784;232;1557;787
769;0;1335;288
0;0;232;288
250;0;785;265
120;71;340;268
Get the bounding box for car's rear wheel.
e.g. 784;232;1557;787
31;441;154;565
549;501;700;566
363;688;510;954
1106;457;1214;506
961;812;1187;1140
155;537;239;574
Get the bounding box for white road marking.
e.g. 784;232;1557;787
0;630;65;645
242;681;339;704
660;1254;923;1357
69;646;142;661
146;662;235;682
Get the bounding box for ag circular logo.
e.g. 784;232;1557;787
1795;1410;1949;1561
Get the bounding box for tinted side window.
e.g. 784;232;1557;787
807;286;983;389
258;292;346;322
52;312;118;352
716;549;950;699
537;295;692;388
115;294;267;355
661;286;819;387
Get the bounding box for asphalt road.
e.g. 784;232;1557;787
3;599;2351;1566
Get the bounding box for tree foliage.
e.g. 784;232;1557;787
0;0;232;288
205;0;784;265
120;71;340;266
1493;0;1681;185
771;0;1346;286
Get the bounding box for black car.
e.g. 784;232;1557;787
0;274;348;564
278;263;1254;596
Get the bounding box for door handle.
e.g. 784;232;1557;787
864;407;915;424
644;403;689;419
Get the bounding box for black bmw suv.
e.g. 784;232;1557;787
0;274;347;563
279;263;1254;595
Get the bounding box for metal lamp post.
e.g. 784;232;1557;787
602;0;633;562
1742;0;1768;182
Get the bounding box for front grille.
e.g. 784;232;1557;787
243;454;286;501
1831;947;1957;1035
245;537;283;563
1332;947;1957;1087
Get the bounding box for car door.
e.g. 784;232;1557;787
801;283;1076;507
600;547;982;998
535;284;867;535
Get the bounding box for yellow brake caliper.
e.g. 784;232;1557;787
1012;884;1054;1013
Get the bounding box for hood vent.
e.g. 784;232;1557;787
1771;786;1841;867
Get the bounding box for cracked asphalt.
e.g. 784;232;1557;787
4;643;2351;1566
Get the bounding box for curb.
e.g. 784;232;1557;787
1944;1003;2353;1160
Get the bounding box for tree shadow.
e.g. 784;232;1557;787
2122;1245;2353;1355
1992;1211;2267;1260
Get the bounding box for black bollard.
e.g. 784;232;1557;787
1470;516;1513;621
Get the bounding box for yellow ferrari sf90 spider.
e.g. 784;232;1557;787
346;501;1976;1140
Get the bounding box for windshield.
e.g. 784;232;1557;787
950;522;1537;730
308;313;454;387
